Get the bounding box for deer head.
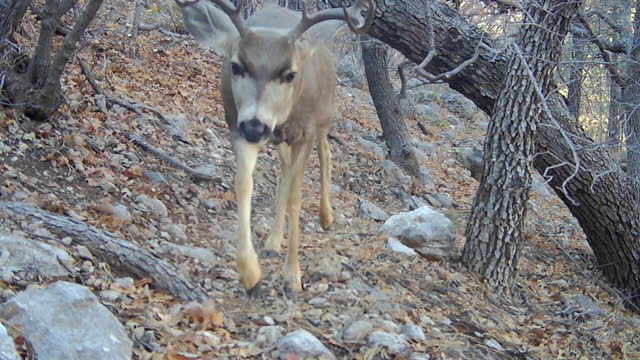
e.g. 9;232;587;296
177;0;375;143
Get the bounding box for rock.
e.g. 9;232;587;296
113;204;132;222
115;277;135;291
411;353;432;360
0;322;20;360
432;193;453;208
307;249;343;282
160;223;188;241
160;241;216;263
342;320;374;343
357;136;386;158
401;324;426;341
0;141;11;154
387;237;417;256
441;93;477;119
201;198;221;210
414;103;441;122
309;297;329;308
418;166;434;186
277;329;335;360
379;206;456;259
442;131;455;140
0;281;132;360
135;194;168;216
459;142;484;180
143;170;168;185
572;294;606;315
381;160;412;186
358;199;389;221
0;232;72;280
367;331;410;354
337;55;364;89
483;338;504;351
256;325;285;347
99;180;118;193
75;245;93;260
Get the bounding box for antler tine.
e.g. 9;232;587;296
288;0;376;40
205;0;249;36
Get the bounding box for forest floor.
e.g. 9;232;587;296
1;1;639;359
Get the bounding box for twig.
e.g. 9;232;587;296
328;133;347;147
126;133;214;182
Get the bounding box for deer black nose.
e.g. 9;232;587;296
239;119;271;143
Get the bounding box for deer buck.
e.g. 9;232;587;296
176;0;375;295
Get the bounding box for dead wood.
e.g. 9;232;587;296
0;200;209;302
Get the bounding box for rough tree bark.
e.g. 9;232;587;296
462;0;579;293
326;0;640;308
567;33;587;119
0;201;209;302
623;0;640;207
0;0;104;120
362;37;420;176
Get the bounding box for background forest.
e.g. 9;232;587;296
0;0;639;359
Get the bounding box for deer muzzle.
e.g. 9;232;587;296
239;118;272;143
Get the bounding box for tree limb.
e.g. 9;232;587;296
0;200;209;302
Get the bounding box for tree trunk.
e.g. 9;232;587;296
567;33;586;119
327;0;640;309
462;0;579;293
608;64;622;152
623;0;640;207
362;37;420;177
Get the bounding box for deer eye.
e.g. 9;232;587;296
283;72;297;83
231;62;244;76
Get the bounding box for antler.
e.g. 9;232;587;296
288;0;376;41
177;0;249;36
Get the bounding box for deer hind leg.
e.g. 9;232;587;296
318;127;334;230
232;138;263;295
283;139;313;295
264;143;291;256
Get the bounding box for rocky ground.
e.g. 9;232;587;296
1;1;639;359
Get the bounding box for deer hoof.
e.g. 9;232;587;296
245;280;267;298
283;280;303;297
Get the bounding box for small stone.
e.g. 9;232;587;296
484;338;504;351
143;170;168;185
432;193;452;208
401;324;426;341
100;289;122;301
201;198;221;210
358;199;389;221
263;316;275;325
160;224;188;241
367;331;410;354
340;271;352;281
113;204;132;222
309;297;328;308
115;277;135;291
75;245;93;260
136;195;168;216
342;320;373;343
277;329;335;360
387;237;417;256
256;325;285;347
99;180;118;193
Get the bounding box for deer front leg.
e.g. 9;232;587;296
318;127;334;230
283;140;313;295
264;143;291;256
232;138;262;295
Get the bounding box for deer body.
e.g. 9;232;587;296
178;0;373;295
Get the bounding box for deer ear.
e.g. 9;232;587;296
180;1;239;53
294;37;317;64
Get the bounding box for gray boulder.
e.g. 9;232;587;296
0;232;72;281
459;142;484;180
277;329;335;360
0;322;19;360
358;199;390;221
0;281;132;360
379;206;456;259
441;93;477;119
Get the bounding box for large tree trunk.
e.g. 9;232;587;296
623;0;640;207
330;0;640;309
462;0;578;293
362;37;420;177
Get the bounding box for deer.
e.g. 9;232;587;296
176;0;375;296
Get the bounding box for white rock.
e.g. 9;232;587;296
135;194;168;216
160;241;217;263
357;136;386;158
367;331;410;354
0;282;132;360
358;199;389;221
256;325;285;347
160;224;188;241
387;237;417;256
277;329;335;360
401;324;427;341
379;206;456;259
113;204;132;222
0;232;72;279
342;320;373;343
0;322;20;360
